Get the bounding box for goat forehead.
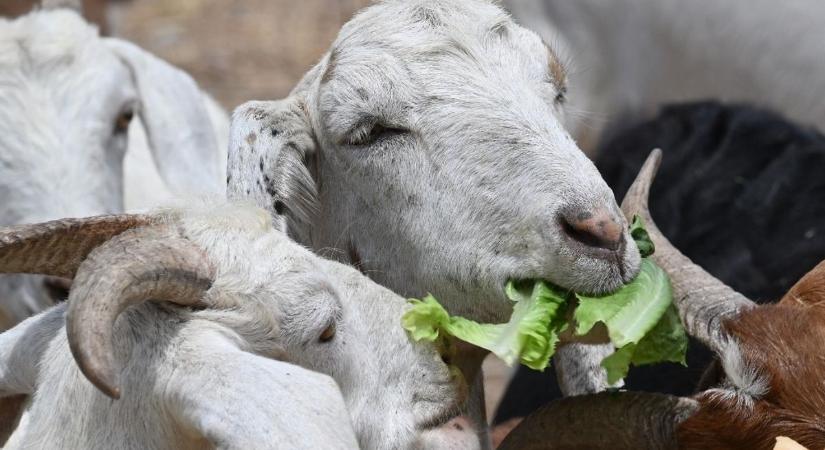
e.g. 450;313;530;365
341;0;514;44
171;202;328;276
332;0;545;73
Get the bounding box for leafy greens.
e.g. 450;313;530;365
401;215;687;383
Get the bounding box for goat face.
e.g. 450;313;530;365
0;204;476;449
183;207;472;449
0;9;223;326
228;0;640;323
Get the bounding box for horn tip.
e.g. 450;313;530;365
87;367;121;399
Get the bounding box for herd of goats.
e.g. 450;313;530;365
1;0;824;449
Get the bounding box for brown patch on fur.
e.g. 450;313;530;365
678;302;825;449
780;260;825;308
545;44;567;90
246;132;257;146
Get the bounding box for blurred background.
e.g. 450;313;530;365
1;0;372;107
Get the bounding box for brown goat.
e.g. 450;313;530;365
498;150;825;450
679;262;825;449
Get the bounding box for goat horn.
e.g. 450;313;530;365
66;226;215;399
498;392;699;450
41;0;83;12
620;149;754;354
0;215;155;279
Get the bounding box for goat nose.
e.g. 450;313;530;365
561;207;624;251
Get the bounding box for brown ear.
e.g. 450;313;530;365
779;260;825;308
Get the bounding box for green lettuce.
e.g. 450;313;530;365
403;281;568;370
401;215;688;382
574;259;687;383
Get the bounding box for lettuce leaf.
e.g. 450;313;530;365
574;259;672;348
630;215;655;258
402;281;569;370
401;215;687;379
574;260;686;383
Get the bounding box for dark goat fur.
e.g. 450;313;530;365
495;101;825;423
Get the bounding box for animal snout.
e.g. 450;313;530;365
560;206;624;252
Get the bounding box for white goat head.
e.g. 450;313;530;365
0;6;225;327
0;203;476;449
227;0;641;324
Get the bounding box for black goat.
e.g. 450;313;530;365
495;101;825;423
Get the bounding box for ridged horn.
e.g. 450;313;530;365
498;392;699;450
0;215;155;279
620;149;754;354
66;226;215;399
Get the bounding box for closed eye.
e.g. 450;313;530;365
345;120;408;146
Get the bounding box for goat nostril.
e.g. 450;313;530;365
43;276;71;302
561;207;624;251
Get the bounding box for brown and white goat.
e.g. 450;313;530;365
496;150;825;450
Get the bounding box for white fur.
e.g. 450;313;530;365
0;9;229;329
226;1;640;438
505;0;825;143
705;339;770;408
1;202;478;449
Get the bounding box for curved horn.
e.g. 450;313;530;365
620;149;754;354
66;226;215;399
41;0;83;12
498;392;699;450
0;215;154;279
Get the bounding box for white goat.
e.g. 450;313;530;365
504;0;825;147
0;202;478;449
0;4;228;329
226;0;640;441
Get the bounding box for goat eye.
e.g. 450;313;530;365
319;322;336;342
115;110;134;134
346;121;407;146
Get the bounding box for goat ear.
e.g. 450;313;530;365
226;99;318;243
105;38;224;197
779;260;825;308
